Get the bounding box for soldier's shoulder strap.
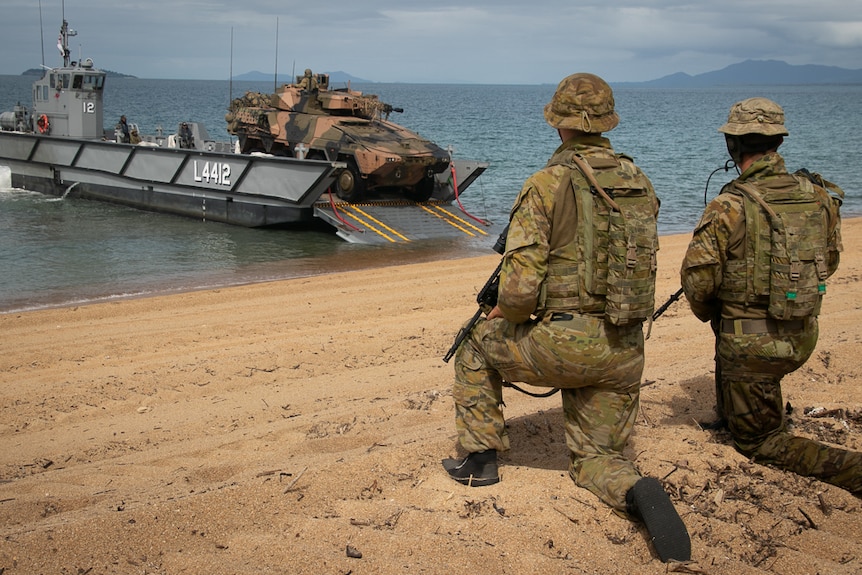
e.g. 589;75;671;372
795;168;845;204
569;154;622;212
733;181;780;221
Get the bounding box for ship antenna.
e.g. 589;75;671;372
60;20;69;68
60;0;70;68
39;0;46;69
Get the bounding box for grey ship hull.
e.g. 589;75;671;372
0;131;342;227
0;131;489;242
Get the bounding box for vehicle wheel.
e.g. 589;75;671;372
405;173;435;202
335;162;366;202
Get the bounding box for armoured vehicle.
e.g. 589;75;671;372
226;71;451;202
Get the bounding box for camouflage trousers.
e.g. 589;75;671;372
716;317;862;494
452;312;645;511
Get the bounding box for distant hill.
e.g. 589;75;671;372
619;60;862;87
22;67;136;78
231;70;370;84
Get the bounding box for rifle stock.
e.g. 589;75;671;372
652;287;684;321
443;308;482;363
443;260;502;362
443;226;508;363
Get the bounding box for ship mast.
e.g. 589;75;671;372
58;18;77;68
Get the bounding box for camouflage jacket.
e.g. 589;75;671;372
680;153;843;322
498;135;658;323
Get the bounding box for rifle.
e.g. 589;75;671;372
652;287;684;322
443;225;508;363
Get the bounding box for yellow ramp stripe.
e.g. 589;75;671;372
343;205;411;242
339;209;397;242
431;205;490;236
420;205;489;237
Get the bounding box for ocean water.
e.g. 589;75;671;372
0;75;859;313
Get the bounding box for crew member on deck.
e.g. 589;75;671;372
117;115;130;143
179;122;194;149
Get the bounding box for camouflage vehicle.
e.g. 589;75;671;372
226;71;451;202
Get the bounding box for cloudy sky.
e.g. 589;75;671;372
3;0;860;84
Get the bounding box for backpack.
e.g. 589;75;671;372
733;179;830;319
571;154;658;326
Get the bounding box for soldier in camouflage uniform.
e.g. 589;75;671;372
298;68;318;92
444;73;691;563
681;97;861;494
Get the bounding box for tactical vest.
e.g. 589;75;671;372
718;176;830;319
542;151;658;326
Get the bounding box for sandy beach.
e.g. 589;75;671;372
1;218;860;575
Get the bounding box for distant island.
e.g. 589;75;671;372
22;68;136;79
233;60;861;87
615;59;862;87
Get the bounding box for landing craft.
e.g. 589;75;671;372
0;17;489;244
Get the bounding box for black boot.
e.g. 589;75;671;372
442;449;499;487
626;477;691;563
699;417;728;431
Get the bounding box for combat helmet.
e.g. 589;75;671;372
719;97;788;137
544;73;619;133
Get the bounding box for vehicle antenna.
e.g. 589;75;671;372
228;27;234;112
273;17;279;92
